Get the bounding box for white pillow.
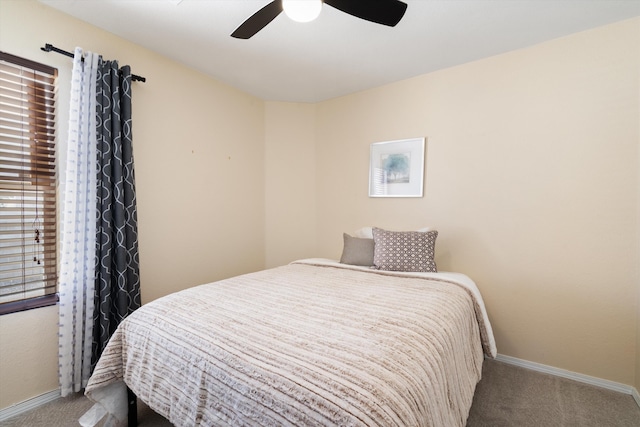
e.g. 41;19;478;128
353;227;374;239
354;226;432;239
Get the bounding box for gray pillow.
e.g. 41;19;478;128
372;228;438;272
339;233;375;266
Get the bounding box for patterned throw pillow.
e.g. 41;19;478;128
372;228;438;272
340;233;375;266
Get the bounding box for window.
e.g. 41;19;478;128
0;52;58;314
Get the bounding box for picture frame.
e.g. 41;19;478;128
368;137;425;197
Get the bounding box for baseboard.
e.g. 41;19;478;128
494;353;639;407
0;389;61;422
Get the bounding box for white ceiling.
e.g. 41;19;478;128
39;0;640;103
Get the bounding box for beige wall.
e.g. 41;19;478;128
1;0;638;412
0;0;265;408
0;306;59;412
637;67;640;392
314;18;639;386
265;102;317;268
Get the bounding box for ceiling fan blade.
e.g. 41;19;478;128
231;0;283;39
325;0;407;27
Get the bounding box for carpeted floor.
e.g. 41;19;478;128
466;359;640;426
2;359;639;426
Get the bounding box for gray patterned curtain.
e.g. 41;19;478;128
92;59;141;368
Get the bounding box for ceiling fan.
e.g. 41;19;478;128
231;0;408;39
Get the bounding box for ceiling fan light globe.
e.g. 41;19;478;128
282;0;323;23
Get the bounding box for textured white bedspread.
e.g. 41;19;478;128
84;260;496;426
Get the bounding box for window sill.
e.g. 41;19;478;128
0;294;59;316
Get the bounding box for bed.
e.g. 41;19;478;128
80;256;496;427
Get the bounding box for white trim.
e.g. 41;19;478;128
495;354;638;402
0;389;61;422
633;387;640;408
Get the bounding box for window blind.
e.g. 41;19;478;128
0;51;58;314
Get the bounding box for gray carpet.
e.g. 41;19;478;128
2;359;639;426
466;359;640;427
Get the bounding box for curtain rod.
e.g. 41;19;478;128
40;43;146;82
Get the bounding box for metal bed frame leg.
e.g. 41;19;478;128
127;387;138;427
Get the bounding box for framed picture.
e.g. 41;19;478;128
369;137;425;197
